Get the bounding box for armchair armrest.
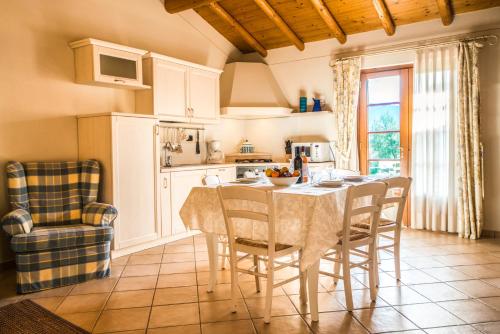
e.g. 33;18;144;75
82;202;118;226
1;209;33;236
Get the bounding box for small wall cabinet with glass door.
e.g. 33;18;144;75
69;38;151;90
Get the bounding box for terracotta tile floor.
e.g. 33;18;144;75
1;229;500;333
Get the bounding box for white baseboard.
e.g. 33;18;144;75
111;230;201;259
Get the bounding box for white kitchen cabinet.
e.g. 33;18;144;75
77;113;160;252
160;172;172;237
136;52;222;124
69;38;149;90
189;69;220;121
170;169;206;235
206;166;236;183
137;58;189;122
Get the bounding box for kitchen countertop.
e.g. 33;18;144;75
160;161;335;173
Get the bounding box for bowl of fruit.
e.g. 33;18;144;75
265;167;300;186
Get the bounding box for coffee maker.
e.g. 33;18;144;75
207;140;225;164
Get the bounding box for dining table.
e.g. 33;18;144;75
179;178;377;321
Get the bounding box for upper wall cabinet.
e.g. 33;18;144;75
136;52;222;124
69;38;150;90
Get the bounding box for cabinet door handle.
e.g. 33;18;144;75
114;79;126;83
218;169;225;172
163;177;168;188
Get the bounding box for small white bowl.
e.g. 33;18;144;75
266;176;300;186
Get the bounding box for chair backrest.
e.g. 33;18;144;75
382;177;412;228
202;175;221;186
5;160;100;226
342;182;388;245
217;186;276;255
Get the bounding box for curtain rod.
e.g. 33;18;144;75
331;33;498;64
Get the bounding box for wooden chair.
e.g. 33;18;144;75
320;182;387;311
217;186;307;323
353;177;412;280
202;175;230;270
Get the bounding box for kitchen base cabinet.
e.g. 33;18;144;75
160;172;172;237
170;169;207;235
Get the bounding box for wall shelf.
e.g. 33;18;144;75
220;109;333;120
290;111;333;117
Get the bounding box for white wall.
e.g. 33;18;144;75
0;0;239;263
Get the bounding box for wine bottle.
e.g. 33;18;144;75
301;147;309;183
293;147;303;184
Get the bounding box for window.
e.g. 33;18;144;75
358;66;412;177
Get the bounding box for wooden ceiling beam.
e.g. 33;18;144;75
309;0;346;44
253;0;305;51
372;0;395;36
208;2;268;57
164;0;221;14
436;0;454;25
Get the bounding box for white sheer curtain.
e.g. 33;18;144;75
411;46;459;232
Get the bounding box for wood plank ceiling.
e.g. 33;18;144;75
165;0;500;57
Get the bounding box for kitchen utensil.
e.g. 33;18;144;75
342;175;365;182
285;140;292;155
316;180;343;188
266;176;299;186
207;140;225;164
230;177;260;185
240;140;254;153
195;130;200;154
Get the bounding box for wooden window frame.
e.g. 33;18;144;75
358;65;413;177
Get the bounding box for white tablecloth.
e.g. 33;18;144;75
180;183;352;270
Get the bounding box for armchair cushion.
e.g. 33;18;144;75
82;202;118;226
11;224;113;253
1;209;33;236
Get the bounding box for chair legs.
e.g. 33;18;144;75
333;251;341;285
391;229;403;281
220;242;228;269
369;243;378;302
342;250;354;311
264;258;274;324
230;249;239;313
254;255;261;292
299;250;307;304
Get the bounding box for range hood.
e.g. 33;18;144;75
220;62;293;119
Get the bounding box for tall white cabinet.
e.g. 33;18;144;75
77;113;160;253
136;52;221;124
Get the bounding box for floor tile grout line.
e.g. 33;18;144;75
144;245;165;332
191;236;204;334
90;262;123;333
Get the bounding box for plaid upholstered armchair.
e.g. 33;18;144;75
1;160;117;293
